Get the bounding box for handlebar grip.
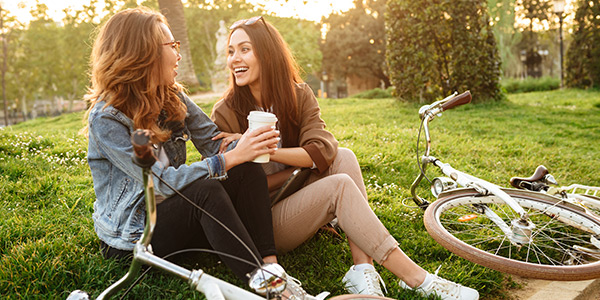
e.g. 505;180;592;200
441;91;471;111
131;129;156;168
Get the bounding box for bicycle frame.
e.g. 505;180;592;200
409;91;533;243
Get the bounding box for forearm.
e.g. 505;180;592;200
270;147;313;168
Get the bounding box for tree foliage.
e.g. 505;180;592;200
386;0;502;102
515;0;553;32
320;0;388;87
0;0;322;120
566;0;600;88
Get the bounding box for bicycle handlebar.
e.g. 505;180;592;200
131;129;156;168
418;91;471;121
441;91;471;111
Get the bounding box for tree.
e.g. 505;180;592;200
514;0;553;78
320;0;389;88
566;0;600;88
58;2;98;105
158;0;200;88
19;3;62;114
488;0;523;77
386;0;502;102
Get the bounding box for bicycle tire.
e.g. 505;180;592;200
423;188;600;281
328;295;395;300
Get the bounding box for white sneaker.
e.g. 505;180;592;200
342;265;386;296
284;275;329;300
399;272;479;300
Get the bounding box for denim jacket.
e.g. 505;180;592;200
87;92;230;250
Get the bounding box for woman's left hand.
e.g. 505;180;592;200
212;132;242;153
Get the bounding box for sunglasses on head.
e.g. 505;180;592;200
229;16;275;42
229;16;265;30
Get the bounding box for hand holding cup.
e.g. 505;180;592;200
246;111;278;163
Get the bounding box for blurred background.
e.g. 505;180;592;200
0;0;597;126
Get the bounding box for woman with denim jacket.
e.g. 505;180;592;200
210;16;479;300
81;7;294;290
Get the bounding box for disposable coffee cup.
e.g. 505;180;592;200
247;111;278;163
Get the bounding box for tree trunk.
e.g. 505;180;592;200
158;0;200;88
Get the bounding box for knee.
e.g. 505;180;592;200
188;179;229;204
234;161;265;174
326;173;355;188
337;147;357;162
332;148;360;171
230;162;266;180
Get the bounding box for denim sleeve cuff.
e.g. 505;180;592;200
228;139;239;151
205;154;228;180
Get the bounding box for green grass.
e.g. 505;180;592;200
1;89;599;299
500;76;561;93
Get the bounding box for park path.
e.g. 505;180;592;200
507;276;599;300
189;91;223;104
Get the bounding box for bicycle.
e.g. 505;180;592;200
68;130;392;300
408;91;600;281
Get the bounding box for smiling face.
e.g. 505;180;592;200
227;28;260;92
159;23;181;86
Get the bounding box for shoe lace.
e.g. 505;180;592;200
282;275;309;300
363;269;387;295
282;276;329;300
428;266;461;297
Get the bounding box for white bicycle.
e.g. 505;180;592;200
68;130;392;300
409;91;600;281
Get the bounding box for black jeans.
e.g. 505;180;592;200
101;162;276;280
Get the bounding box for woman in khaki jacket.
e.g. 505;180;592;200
210;16;478;300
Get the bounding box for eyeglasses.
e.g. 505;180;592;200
229;16;265;30
162;40;181;54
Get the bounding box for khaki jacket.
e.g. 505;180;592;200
211;83;338;174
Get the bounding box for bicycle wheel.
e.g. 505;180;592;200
424;188;600;281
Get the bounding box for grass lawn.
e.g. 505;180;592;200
1;89;599;299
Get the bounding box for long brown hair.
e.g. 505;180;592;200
222;18;303;147
83;7;186;143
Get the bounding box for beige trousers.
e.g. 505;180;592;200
271;148;399;264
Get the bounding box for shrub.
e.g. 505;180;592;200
351;87;393;99
386;0;502;102
501;76;560;93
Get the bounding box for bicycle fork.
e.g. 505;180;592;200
412;154;537;246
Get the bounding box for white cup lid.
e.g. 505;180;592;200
247;111;277;122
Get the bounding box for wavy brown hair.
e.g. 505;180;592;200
83;7;186;143
222;18;303;147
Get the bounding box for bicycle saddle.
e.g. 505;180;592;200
510;165;549;189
